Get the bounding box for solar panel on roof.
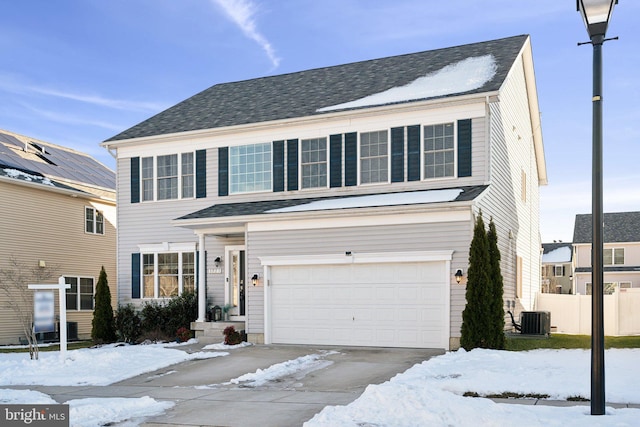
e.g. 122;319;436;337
0;132;26;148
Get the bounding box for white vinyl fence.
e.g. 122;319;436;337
535;288;640;336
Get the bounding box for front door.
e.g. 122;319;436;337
225;246;246;317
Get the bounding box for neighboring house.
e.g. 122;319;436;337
0;129;116;345
541;242;573;294
102;35;546;350
573;212;640;295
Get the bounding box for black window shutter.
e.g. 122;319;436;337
329;134;343;188
344;132;357;186
130;157;140;203
287;139;298;191
195;149;207;198
458;119;472;178
273;141;285;192
407;125;421;181
391;127;405;182
218;147;229;197
131;253;141;299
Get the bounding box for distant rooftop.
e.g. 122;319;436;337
0;129;115;191
573;212;640;244
542;242;573;263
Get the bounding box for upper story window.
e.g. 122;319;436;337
360;130;388;184
554;265;565;277
424;123;454;179
604;248;624;265
142;251;195;298
230;143;272;194
140;153;196;201
301;138;327;189
64;276;94;310
85;207;104;235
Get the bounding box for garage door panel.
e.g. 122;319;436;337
270;262;447;348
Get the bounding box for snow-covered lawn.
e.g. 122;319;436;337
1;343;639;427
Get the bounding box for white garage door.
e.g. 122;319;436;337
269;261;449;349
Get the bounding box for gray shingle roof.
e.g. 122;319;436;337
176;185;487;221
107;35;528;142
573;212;640;243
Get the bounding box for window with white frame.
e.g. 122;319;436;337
554;265;564;277
360;130;388;184
85;206;104;235
141;156;154;201
424;123;454;179
620;281;633;289
301;137;327;189
586;282;618;295
64;276;94;310
140;153;196;201
142;251;195;298
157;154;178;200
604;248;624;265
181;153;194;198
230;143;272;193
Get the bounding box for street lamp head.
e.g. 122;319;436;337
577;0;617;39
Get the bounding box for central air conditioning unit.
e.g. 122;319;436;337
520;311;551;336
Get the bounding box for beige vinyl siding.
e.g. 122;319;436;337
0;181;116;345
246;218;472;338
477;54;542;312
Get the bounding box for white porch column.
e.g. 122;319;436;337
197;232;206;322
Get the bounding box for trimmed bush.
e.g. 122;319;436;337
115;303;141;343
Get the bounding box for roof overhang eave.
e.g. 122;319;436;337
171;199;475;230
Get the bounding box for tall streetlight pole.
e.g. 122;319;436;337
576;0;617;416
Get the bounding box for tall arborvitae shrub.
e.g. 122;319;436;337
487;218;505;349
91;266;117;343
460;213;491;350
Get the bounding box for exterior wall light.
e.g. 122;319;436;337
214;257;222;268
455;269;464;284
252;274;259;286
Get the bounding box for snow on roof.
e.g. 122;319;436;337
542;246;572;263
2;167;55;186
317;55;497;112
267;188;463;213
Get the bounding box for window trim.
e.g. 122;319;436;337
603;247;625;266
84;206;104;235
64;275;95;311
140;152;197;202
299;137;329;190
554;265;564;277
229;142;273;195
138;242;197;299
358;129;390;185
422;122;457;181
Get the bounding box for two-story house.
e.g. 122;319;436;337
572;212;640;295
102;35;546;350
541;242;573;294
0;129;116;345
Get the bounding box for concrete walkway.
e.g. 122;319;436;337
7;343;639;426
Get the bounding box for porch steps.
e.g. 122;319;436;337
191;321;246;345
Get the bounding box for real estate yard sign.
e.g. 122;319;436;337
33;291;55;333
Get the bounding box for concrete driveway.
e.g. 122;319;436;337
21;344;443;427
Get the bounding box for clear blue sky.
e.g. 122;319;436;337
1;1;638;242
